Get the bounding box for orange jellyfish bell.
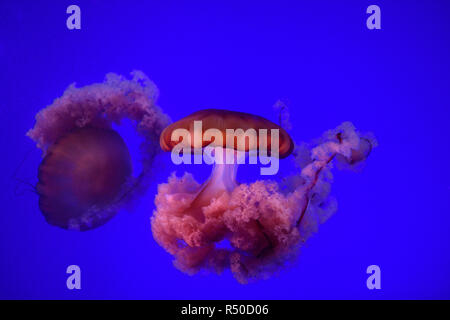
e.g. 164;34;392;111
159;109;294;158
158;109;294;210
37;127;132;230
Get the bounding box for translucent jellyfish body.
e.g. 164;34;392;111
151;109;376;283
28;71;170;231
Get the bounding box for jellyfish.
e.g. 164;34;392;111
151;108;376;283
28;71;170;231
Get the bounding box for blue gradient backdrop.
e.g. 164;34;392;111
0;0;449;299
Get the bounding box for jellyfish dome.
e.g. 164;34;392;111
28;71;170;231
151;109;376;284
